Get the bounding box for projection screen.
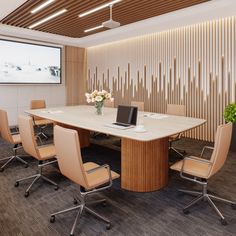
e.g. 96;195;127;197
0;39;61;84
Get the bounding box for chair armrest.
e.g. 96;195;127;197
184;156;211;164
37;144;54;148
200;146;214;158
86;164;113;187
11;132;19;135
39;159;57;167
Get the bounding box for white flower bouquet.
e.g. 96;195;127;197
85;90;114;115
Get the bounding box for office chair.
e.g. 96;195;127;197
170;123;236;225
15;115;58;197
50;125;120;236
167;104;186;157
0;109;28;171
104;100;115;108
131;101;144;111
30;100;53;139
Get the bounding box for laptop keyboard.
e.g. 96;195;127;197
105;123;133;130
113;122;131;127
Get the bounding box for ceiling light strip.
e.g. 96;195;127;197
31;0;55;14
79;0;122;18
29;9;67;29
84;25;103;33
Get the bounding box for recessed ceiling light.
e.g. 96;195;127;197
29;9;67;29
84;25;103;33
31;0;55;14
79;0;122;18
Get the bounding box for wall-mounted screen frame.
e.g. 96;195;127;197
0;38;62;84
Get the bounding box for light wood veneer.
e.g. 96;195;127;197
122;137;168;192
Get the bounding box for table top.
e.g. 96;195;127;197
25;105;205;142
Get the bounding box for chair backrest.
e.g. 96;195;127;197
18;115;39;159
208;123;232;178
0;109;14;144
131;101;144;111
166;104;185;116
54;125;89;188
30;100;46;120
104;100;114;108
30;100;46;109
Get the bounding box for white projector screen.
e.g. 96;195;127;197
0;39;61;84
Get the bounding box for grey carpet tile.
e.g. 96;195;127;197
0;130;235;236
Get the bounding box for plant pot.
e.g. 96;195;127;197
230;123;236;152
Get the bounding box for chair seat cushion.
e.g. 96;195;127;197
84;162;120;189
37;144;56;160
12;134;21;144
34;119;53;126
170;156;212;179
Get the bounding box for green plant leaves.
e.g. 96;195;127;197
224;103;236;123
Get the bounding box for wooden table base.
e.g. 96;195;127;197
121;137;169;192
55;123;90;148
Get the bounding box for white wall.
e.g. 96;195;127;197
0;84;66;126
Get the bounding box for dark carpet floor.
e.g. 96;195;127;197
0;128;235;236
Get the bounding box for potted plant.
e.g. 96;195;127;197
224;103;236;152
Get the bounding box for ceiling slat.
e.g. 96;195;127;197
0;0;209;38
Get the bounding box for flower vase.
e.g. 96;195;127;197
95;101;104;115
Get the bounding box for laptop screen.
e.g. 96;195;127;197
116;105;138;125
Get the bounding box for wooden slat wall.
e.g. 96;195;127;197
65;46;87;105
87;16;236;142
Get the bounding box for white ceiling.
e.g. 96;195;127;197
0;0;236;48
0;0;28;20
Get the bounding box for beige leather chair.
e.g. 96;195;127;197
167;104;186;157
15;115;58;197
170;123;235;225
30;100;53;139
104;100;115;108
50;125;120;235
0;109;28;171
131;101;144;111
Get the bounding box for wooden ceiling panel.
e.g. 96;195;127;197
0;0;210;38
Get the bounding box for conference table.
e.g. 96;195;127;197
26;105;205;192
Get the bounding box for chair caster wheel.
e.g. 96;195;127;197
24;164;28;168
220;219;227;225
106;223;111;230
231;204;236;210
50;215;55;223
102;201;107;207
0;168;4;172
183;209;190;214
24;191;29;198
70;234;74;236
15;181;19;187
73;199;78;205
54;186;59;191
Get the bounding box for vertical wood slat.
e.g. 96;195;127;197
87;16;236;142
65;46;87;106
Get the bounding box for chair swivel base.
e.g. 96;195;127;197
179;188;236;225
37;131;49;140
15;172;58;197
50;198;111;236
0;155;28;172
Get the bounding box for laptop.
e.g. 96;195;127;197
106;105;138;129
